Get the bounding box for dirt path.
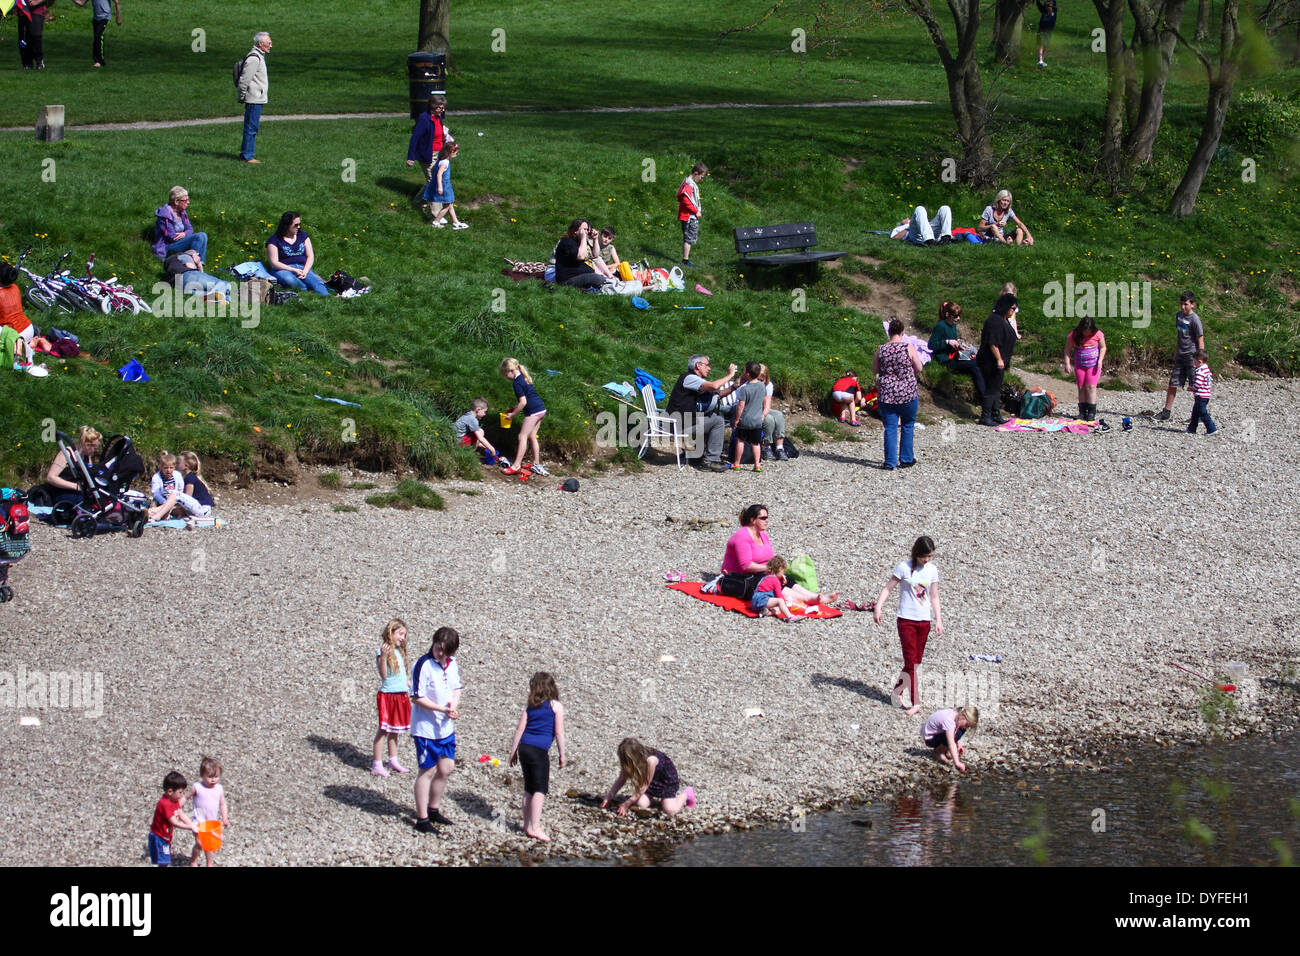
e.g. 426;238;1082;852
2;100;927;134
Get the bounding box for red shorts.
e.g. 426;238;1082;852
459;434;474;446
377;691;411;734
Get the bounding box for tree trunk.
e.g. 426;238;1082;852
905;0;995;185
1126;0;1187;167
1169;79;1233;216
1093;0;1129;183
418;0;450;54
992;0;1032;64
1169;0;1242;217
1195;0;1210;38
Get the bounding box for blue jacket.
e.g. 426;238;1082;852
407;112;446;165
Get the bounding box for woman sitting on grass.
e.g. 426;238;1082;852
266;211;330;296
978;190;1034;246
42;426;102;505
927;301;984;402
552;219;612;290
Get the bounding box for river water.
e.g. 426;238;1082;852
568;731;1300;866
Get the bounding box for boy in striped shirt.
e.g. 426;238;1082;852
1187;349;1217;435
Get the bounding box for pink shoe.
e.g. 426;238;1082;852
683;786;696;808
371;760;390;777
388;757;409;774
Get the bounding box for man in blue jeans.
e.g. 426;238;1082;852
236;32;272;164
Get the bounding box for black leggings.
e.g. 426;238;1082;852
18;15;45;68
518;744;550;794
93;19;109;65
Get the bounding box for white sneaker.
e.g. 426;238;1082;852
531;462;549;476
26;364;49;378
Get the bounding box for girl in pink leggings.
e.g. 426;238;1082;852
1064;316;1106;421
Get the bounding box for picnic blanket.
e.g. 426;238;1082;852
666;581;843;620
29;504;228;529
995;417;1101;434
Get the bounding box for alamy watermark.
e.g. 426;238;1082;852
1042;274;1151;328
1;666;104;719
919;669;1000;719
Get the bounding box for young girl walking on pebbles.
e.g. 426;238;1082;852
500;357;548;476
601;738;695;817
507;672;567;842
874;536;943;716
372;619;411;776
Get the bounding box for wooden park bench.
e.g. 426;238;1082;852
733;222;845;267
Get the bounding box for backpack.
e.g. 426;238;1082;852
268;288;299;305
1018;388;1057;419
325;270;358;294
233;54;253;100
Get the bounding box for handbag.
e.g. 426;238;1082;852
717;572;764;601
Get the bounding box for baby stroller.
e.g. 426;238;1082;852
45;431;149;538
0;488;31;603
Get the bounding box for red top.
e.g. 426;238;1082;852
0;285;32;336
150;795;181;841
833;375;860;394
677;178;700;221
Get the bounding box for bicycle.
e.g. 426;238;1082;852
16;248;103;313
82;253;152;314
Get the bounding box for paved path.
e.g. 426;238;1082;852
2;99;927;133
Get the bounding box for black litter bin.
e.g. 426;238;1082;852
407;52;447;120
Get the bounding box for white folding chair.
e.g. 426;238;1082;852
639;383;686;470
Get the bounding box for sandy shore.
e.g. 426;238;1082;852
2;375;1298;865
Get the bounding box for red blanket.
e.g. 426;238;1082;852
666;581;843;619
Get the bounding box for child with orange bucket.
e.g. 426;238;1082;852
189;756;230;866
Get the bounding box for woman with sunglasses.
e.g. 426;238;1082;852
266;211;331;296
720;504;838;606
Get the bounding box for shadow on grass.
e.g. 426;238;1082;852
306;734;371;771
322;784;409;819
810;672;890;706
377;176;422;201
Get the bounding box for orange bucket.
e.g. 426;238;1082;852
499;412;512;429
195;820;223;852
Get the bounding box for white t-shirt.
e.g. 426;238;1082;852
410;654;462;740
893;560;939;621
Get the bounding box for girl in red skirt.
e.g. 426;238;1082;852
372;618;412;776
874;536;943;716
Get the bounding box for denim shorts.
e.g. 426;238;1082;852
146;832;171;866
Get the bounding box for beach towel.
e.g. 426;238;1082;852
995;417;1100;434
666;581;843;620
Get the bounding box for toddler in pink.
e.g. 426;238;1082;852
189;755;230;867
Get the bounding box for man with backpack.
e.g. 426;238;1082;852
665;353;741;471
235;31;272;164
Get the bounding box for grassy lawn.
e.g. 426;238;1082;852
0;2;1296;487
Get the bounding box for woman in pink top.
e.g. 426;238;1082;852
720;504;838;606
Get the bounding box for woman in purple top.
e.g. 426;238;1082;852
266;211;330;296
153;187;208;262
873;318;925;470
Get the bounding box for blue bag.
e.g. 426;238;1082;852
635;368;665;402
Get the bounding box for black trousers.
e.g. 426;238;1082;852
979;362;1004;419
18;15;45;68
93;18;109;65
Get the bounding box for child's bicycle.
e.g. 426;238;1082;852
81;254;153;314
16;247;105;314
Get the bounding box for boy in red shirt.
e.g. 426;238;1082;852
677;163;707;267
147;771;198;866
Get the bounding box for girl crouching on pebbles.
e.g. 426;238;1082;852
601;738;695;817
921;705;978;772
507;672;567;842
372;618;411;776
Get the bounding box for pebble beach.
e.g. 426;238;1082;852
2;376;1298;866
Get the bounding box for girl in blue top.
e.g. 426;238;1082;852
500;357;549;476
508;672;567;842
371;619;412;776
